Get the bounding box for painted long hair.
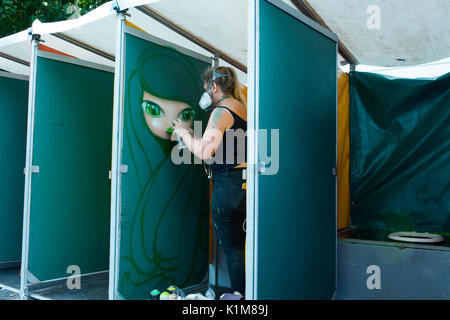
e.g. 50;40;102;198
119;38;210;299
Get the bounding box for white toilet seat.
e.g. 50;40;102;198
388;231;444;243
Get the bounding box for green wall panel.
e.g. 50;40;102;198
118;31;211;299
0;75;28;263
28;56;113;281
257;0;337;299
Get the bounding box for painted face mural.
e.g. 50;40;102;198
119;33;210;299
141;91;195;140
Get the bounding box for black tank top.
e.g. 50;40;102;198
208;106;247;173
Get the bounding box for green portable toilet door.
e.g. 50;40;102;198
116;28;211;300
247;0;337;299
27;53;113;282
0;73;28;264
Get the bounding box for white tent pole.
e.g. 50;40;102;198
334;42;338;300
108;11;126;301
246;0;259;301
20;35;40;300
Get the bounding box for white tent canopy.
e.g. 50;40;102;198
121;0;247;65
306;0;450;67
0;0;449;77
0;2;118;75
0;0;248;83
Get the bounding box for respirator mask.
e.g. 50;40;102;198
199;70;230;111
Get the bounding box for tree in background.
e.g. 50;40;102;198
0;0;110;37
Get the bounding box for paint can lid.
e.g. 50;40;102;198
167;285;176;293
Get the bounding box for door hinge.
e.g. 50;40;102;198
257;161;267;174
23;166;39;174
108;164;128;180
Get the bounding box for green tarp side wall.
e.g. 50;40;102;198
28;56;113;281
118;32;210;299
350;71;450;233
257;0;337;299
0;75;28;264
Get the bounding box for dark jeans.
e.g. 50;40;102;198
211;168;246;294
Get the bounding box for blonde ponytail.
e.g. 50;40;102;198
228;67;247;109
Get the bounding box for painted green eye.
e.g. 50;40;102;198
142;100;163;117
179;108;195;121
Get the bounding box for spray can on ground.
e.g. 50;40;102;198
160;291;170;300
150;289;160;300
167;285;176;294
168;293;179;300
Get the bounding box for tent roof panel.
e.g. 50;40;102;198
0;29;31;49
120;0;247;67
31;2;116;36
58;14;117;59
127;8;211;58
305;0;450;66
0;1;248;81
125;11;248;83
41;34;115;68
0;57;29;75
2;0;447;76
0;41;30;62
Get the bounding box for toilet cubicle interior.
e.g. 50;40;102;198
340;71;450;247
0;72;28;293
335;71;450;299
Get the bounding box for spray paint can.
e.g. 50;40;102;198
168;293;179;300
160;291;170;300
150;289;160;300
167;285;177;294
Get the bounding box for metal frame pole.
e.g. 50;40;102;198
246;0;259;301
20;35;40;300
333;42;339;299
108;11;126;301
212;54;220;288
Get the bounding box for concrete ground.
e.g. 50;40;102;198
0;287;19;300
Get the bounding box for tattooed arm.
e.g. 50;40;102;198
173;107;233;160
